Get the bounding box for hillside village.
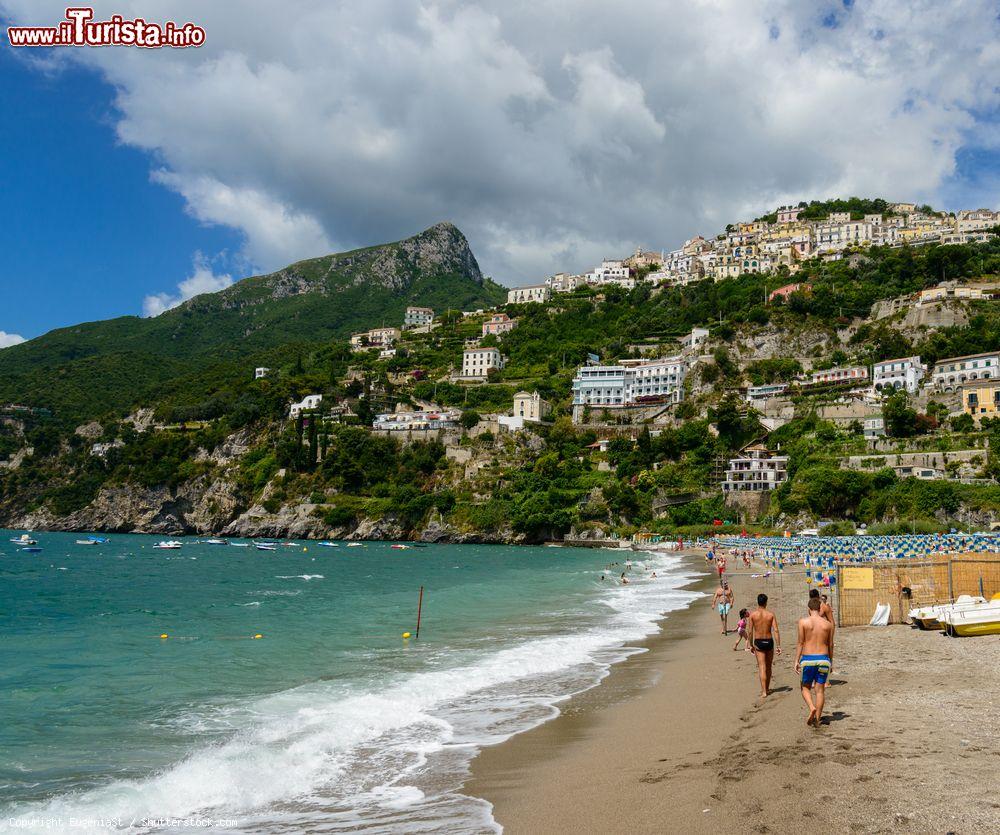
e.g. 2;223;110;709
3;198;1000;541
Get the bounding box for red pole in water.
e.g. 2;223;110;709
415;586;424;639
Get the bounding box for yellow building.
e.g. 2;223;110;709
962;379;1000;419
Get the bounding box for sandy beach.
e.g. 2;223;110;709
466;555;1000;833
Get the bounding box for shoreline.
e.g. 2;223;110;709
464;558;1000;833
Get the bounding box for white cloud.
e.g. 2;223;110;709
142;253;233;317
0;331;26;349
3;0;1000;285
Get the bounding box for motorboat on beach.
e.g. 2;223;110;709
153;541;183;550
940;594;1000;637
908;595;986;630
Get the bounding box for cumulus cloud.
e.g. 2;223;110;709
3;0;1000;285
142;253;233;317
0;331;26;349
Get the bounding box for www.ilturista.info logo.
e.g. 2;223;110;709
7;7;205;48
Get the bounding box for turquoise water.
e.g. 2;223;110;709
0;532;702;833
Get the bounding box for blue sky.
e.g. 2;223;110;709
0;48;241;341
1;0;999;346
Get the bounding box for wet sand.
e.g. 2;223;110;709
465;557;1000;833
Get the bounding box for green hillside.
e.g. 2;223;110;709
0;222;504;424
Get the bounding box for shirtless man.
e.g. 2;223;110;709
711;581;735;634
809;588;836;631
748;593;781;698
795;597;835;726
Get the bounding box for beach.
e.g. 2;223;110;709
467;559;1000;833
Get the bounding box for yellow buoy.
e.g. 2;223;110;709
253;633;263;639
160;633;168;639
303;547;308;551
402;632;411;639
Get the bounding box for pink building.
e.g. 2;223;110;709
768;282;811;302
483;313;517;337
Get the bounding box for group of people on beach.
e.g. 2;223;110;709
711;554;835;727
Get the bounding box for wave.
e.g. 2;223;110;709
2;552;701;833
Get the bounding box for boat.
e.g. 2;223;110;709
20;546;43;553
281;541;299;547
10;534;37;545
153;541;183;550
908;595;986;630
317;542;340;548
255;543;277;551
390;544;410;550
941;594;1000;637
230;542;251;548
346;542;363;548
204;538;229;545
75;539;98;546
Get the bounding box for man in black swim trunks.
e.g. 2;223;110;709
747;592;781;698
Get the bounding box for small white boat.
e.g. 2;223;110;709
230;542;251;548
318;542;340;548
940;594;1000;637
281;541;299;547
75;539;98;546
346;542;363;548
153;540;183;550
10;534;38;545
255;543;277;551
390;544;410;550
908;595;986;630
204;538;229;545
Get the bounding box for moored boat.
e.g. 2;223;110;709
153;540;183;550
10;534;37;545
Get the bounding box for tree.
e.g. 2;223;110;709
460;410;481;430
882;390;919;438
950;412;975;433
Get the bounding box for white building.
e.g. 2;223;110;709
873;356;925;394
722;444;789;492
932;351;1000;391
513;391;551;423
745;383;788;403
254;367;271;380
404;306;434;328
462;347;504;378
587;260;632;286
351;327;401;351
546;273;586;293
679;327;710;353
373;410;459;431
289;394;323;418
571;356;687;421
507;284;551;304
863;415;886;440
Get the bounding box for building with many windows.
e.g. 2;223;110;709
403;306;434;329
962;379;1000;420
461;347;504;378
571;356;687;421
932;351;1000;391
351;327;401;351
482;312;517;337
722;444;789;492
809;365;870;386
513;390;551;423
506;284;551;304
872;356;926;394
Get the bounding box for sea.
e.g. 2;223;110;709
0;531;703;833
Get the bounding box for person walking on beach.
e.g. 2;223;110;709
712;581;734;634
732;608;750;651
809;588;836;631
748;593;781;698
795;597;834;727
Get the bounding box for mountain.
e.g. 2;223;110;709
0;223;505;424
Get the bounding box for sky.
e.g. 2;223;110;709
1;0;999;345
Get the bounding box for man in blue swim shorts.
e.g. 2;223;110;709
711;580;734;635
795;597;834;726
